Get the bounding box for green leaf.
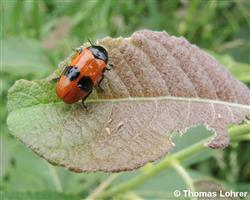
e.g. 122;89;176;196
7;79;60;113
170;126;214;166
0;136;12;180
1;135;104;192
1;191;81;200
2;38;52;77
2;138;58;191
209;51;250;83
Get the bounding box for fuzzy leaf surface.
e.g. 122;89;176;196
7;30;250;172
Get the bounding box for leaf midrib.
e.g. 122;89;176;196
10;95;250;113
89;96;250;109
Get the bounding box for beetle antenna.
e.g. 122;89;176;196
88;39;94;46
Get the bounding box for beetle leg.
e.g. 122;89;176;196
96;74;104;92
51;77;60;82
50;66;69;83
106;64;113;71
72;47;83;54
81;89;93;109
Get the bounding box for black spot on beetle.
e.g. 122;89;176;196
63;66;80;81
78;76;93;92
88;45;108;64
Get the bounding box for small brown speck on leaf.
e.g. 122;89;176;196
117;122;124;130
108;118;113;124
105;127;111;135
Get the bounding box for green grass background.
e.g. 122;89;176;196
1;0;250;199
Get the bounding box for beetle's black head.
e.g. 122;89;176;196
88;45;108;64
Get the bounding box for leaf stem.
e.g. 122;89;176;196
98;140;205;199
97;124;250;199
231;133;250;141
47;163;63;192
170;159;197;200
229;124;250;138
85;174;119;200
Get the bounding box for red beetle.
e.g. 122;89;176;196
56;41;110;108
